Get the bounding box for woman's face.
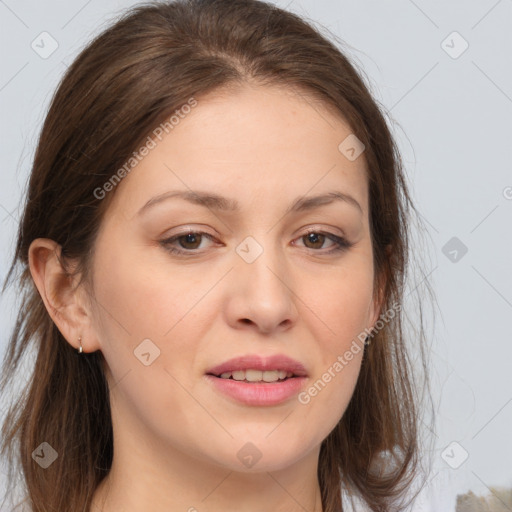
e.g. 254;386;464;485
86;83;380;473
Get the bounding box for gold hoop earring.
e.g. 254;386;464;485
78;336;83;354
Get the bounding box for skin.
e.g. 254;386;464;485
29;83;383;512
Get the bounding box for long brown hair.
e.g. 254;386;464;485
0;0;433;510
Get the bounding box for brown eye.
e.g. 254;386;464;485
176;232;202;250
302;232;327;250
160;231;217;255
296;231;353;253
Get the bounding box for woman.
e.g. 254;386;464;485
0;0;431;510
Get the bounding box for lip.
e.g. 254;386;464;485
205;354;308;406
205;375;307;406
206;354;308;377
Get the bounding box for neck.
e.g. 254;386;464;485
91;443;323;512
91;413;323;512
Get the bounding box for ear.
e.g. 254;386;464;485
28;238;101;353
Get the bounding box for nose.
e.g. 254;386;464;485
223;239;299;335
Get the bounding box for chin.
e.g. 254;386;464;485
204;437;317;474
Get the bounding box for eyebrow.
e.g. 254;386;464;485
137;189;363;216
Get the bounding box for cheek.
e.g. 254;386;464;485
91;237;213;402
91;249;208;443
92;236;207;344
301;259;374;355
295;256;372;424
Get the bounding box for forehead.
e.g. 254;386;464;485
107;83;369;219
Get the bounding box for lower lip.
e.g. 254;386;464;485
205;375;307;406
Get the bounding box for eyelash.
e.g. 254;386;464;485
159;229;354;256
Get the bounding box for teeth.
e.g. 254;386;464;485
262;370;279;382
218;369;294;381
245;369;263;382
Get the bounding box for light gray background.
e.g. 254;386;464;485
1;0;511;510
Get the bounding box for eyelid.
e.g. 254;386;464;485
298;224;346;239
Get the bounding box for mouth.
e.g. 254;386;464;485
206;354;308;381
205;366;307;407
204;354;308;405
207;369;299;383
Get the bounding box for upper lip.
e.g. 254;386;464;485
206;354;308;377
